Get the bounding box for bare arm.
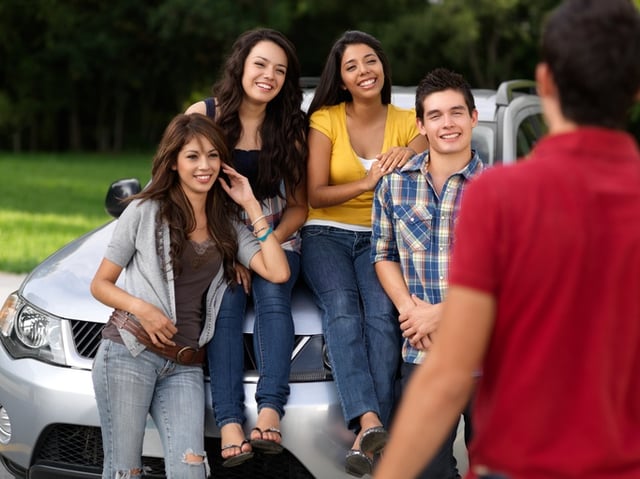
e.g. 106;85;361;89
307;128;385;209
90;259;178;347
184;101;207;115
374;260;414;313
219;164;290;284
373;285;495;479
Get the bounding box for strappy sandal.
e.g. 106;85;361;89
250;426;284;454
221;439;254;467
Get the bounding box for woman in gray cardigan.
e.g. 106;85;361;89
90;113;289;479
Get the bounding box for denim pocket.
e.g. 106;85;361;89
300;225;325;239
393;204;432;252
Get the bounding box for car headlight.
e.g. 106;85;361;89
0;294;67;365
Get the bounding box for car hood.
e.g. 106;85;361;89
21;221;115;322
20;220;324;335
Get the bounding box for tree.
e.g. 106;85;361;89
375;0;561;87
0;0;574;151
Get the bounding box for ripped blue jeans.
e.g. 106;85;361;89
92;339;208;479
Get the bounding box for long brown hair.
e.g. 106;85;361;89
212;28;307;201
135;113;238;282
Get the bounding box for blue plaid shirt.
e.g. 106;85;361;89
371;150;484;364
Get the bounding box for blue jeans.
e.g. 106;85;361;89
208;250;300;426
207;282;247;428
92;339;207;479
301;225;401;431
400;362;469;479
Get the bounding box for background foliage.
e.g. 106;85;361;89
1;0;638;153
1;0;565;152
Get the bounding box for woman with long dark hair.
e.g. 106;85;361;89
186;28;307;465
302;30;428;477
90;113;289;478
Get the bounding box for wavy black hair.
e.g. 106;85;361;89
212;28;307;201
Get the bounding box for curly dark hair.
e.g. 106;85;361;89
307;30;392;118
212;28;307;201
134;113;239;282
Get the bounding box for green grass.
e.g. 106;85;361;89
0;153;152;273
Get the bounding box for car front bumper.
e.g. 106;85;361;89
0;342;353;479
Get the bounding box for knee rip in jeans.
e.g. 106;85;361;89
182;449;205;463
183;449;210;475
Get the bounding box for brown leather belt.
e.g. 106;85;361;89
109;309;205;366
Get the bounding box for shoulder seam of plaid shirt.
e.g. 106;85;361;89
371;150;484;364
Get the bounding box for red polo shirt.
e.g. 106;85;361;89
450;128;640;479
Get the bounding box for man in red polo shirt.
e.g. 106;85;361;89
373;0;640;478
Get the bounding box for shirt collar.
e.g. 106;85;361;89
401;149;484;178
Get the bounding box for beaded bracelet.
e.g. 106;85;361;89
256;226;273;242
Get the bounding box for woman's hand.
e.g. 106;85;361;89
91;257;177;348
234;263;252;294
218;164;256;208
134;301;178;347
376;146;417;172
362;161;388;191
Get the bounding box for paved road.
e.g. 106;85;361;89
0;273;26;478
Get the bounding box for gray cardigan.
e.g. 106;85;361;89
105;198;260;355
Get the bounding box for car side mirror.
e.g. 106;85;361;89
105;178;141;218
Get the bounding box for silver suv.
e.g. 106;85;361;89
0;80;543;479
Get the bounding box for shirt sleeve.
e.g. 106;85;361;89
371;175;400;263
104;199;142;268
387;105;421;149
234;220;261;268
449;173;502;294
309;107;333;139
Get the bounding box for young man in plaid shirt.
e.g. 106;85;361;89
371;68;483;479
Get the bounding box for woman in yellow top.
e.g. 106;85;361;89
301;30;428;477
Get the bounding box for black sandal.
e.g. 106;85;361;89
221;439;254;467
250;426;284;454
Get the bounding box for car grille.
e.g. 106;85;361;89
70;320;104;359
34;424;314;479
